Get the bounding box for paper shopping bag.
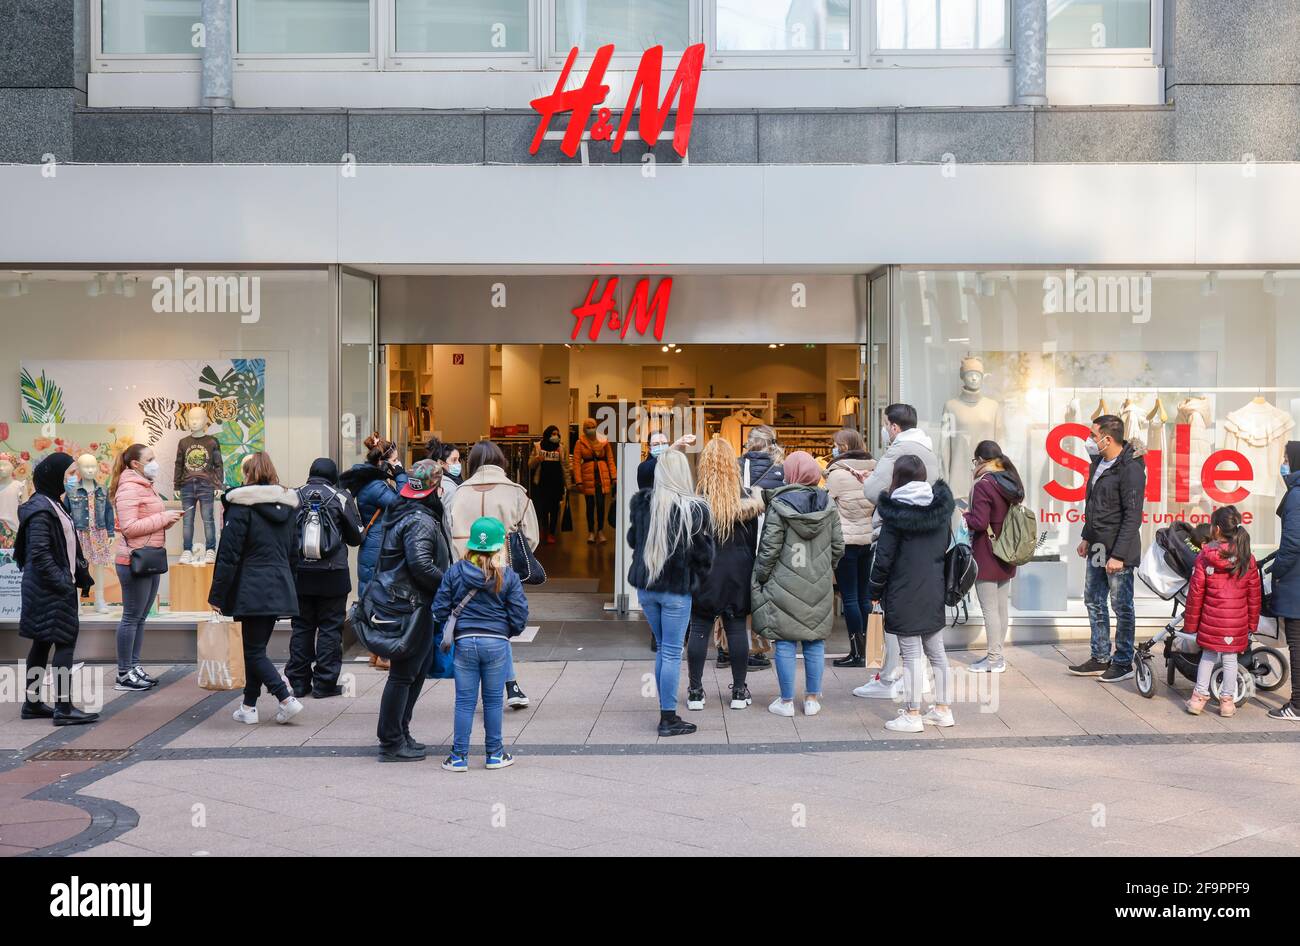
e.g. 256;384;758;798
865;608;886;669
197;616;245;692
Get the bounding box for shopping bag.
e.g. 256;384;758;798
561;491;574;532
865;606;886;669
197;615;244;692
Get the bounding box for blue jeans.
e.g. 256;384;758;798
452;636;511;757
181;480;217;551
774;640;826;701
114;563;158;674
835;544;873;638
639;588;691;712
1084;562;1135;668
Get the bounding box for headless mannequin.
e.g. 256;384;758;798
942;358;1005;500
69;453;112;613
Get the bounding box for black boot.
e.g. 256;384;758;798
52;704;99;727
380;742;426;762
833;632;866;668
21;700;55;720
657;710;696;737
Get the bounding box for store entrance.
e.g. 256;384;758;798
382;341;866;594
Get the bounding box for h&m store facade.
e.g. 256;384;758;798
3;137;1300;648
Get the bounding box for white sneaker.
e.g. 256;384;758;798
884;711;924;733
686;690;706;711
275;696;303;724
922;705;955;728
232;705;259;724
203;548;216;564
854;673;904;700
767;697;795;718
179;549;193;565
803;697;822;717
969;656;1006;674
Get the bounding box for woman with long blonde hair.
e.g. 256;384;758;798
687;438;764;711
627;449;715;736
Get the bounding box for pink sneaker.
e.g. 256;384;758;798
1186;691;1209;715
1219;696;1236;718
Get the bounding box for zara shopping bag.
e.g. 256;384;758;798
196;614;245;692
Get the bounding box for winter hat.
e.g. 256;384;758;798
400;459;443;499
32;453;75;499
308;457;339;484
783;451;822;487
467;516;506;553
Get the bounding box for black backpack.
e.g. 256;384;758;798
943;537;977;608
297;484;343;561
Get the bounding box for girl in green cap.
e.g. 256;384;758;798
431;515;529;771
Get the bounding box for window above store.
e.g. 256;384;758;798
92;0;1158;71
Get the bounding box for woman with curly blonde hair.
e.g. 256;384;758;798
687;438;765;711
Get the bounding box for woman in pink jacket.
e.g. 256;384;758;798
111;444;182;692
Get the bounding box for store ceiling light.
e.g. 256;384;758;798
768;343;778;349
661;345;670;352
674;347;682;354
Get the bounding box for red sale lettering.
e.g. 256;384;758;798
1044;423;1253;505
530;44;706;159
571;277;672;342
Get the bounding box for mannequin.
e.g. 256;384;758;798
175;405;224;564
66;453;114;613
0;455;27;549
941;354;1005;500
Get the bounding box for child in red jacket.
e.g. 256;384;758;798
1182;506;1260;718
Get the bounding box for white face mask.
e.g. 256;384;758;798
1085;439;1101;458
141;460;160;481
880;425;894;447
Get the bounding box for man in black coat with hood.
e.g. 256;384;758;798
1069;414;1147;683
15;453;99;726
287;458;364;699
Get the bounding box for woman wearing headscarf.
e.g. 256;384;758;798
528;424;570;546
15;453;99;726
627;449;715;736
752;451;844;718
287;458;364;699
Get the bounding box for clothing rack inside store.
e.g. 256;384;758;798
1059;387;1300;394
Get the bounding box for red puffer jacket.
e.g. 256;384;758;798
1182;542;1260;654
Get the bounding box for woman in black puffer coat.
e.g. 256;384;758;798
209;452;302;727
867;455;957;734
738;425;785;491
15;453;99;726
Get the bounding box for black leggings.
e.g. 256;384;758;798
26;639;75;706
586;485;606;532
238;615;289;706
540;498;562;535
687;614;749;690
1285;618;1300;710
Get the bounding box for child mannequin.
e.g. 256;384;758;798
65;453;115;613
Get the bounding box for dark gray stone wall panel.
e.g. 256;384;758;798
74;109;212;162
684;112;757;163
1172;84;1300;162
758;112;894;163
896;110;1033;163
1035;108;1174;162
347;112;484;164
0;0;79;89
212;111;348;163
1169;0;1300;85
0;87;74;161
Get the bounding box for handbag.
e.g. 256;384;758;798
560;490;574;532
490;492;546;586
430;588;479;679
350;596;431;661
865;605;886;668
129;545;169;577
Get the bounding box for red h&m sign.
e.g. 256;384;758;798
530;44;706;159
572;277;673;342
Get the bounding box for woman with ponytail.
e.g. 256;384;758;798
1182;505;1260;718
627;449;715;737
963;440;1026;673
111;444;182;692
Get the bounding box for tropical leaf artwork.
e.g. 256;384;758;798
218;417;265;489
198;361;264;427
19;368;65;423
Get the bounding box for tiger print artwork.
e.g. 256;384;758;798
137;397;238;444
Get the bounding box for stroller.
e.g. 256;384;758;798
1134;522;1289;702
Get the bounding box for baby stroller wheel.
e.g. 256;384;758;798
1135;657;1155;698
1209;665;1253;704
1246;646;1288;692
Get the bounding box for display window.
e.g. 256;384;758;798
887;267;1300;621
0;268;334;622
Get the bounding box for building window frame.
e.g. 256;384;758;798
384;0;540;71
91;0;204;73
867;0;1015;67
705;0;860;70
232;0;379;72
543;0;703;69
1045;0;1161;67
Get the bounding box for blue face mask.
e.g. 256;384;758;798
1284;464;1292;478
832;446;841;459
650;444;667;458
447;463;461;478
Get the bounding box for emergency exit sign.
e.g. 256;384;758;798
451;353;465;365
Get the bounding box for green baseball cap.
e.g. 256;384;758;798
466;516;506;552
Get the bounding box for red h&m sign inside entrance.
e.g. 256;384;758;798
572;277;673;342
530;44;706;159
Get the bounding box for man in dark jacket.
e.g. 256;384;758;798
287;458;364;699
1070;414;1147;682
15;453;99;726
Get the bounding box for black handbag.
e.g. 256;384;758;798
129;546;169;577
350;595;430;661
507;525;547;585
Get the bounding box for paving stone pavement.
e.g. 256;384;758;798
2;645;1299;856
